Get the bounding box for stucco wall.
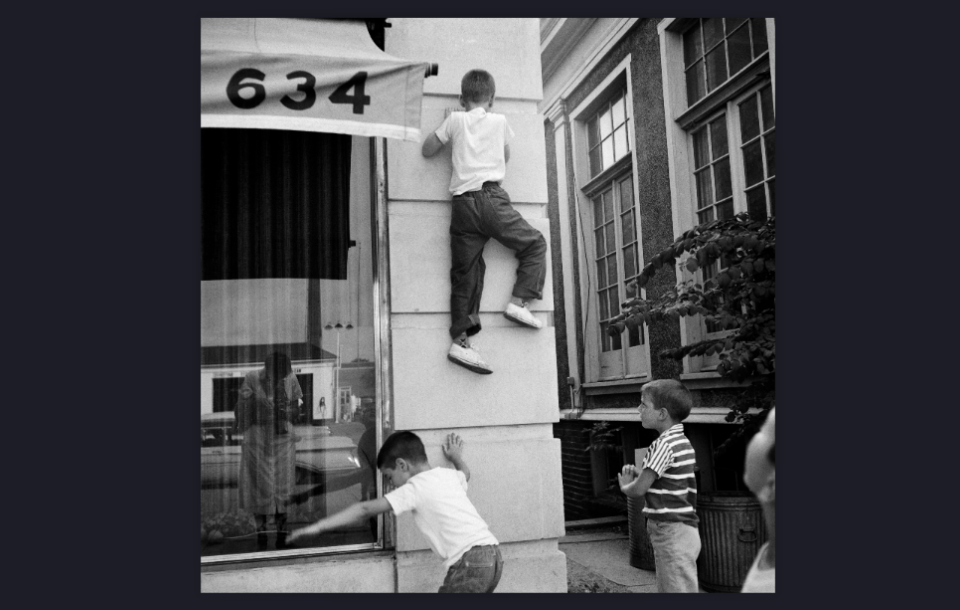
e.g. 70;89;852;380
383;18;567;593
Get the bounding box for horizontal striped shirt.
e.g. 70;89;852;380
641;423;699;527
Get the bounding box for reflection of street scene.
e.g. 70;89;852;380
201;359;377;556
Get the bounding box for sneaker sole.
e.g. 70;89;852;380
503;310;542;329
447;354;493;374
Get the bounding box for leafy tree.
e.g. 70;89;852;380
608;212;775;441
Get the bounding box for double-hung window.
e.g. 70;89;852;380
572;62;651;384
660;18;775;374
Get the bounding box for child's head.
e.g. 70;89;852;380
744;407;775;504
460;69;496;108
638;379;694;429
376;431;429;487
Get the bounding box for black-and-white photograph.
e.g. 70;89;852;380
200;17;776;593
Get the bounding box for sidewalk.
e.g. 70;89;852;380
559;517;707;593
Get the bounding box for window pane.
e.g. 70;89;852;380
685;61;705;105
601;138;614;171
621;209;635;247
768;178;776;216
610;325;622;350
714;157;732;200
607;256;619;292
746;186;767;220
613;126;628;162
587;117;599;149
589;146;602;176
696;168;714;207
623;243;637;279
697;207;714;225
596;258;607;288
752;18;768;55
705;43;728;92
600;322;611;352
683;21;703;66
725;18;747;30
595;228;606;257
702;18;724;50
710;117;728;159
606;224;617;255
718;199;735;220
761;85;775;130
609;286;620;317
727;22;752;75
742;140;764;186
599;107;613;139
592;194;604;227
599;291;609;320
764;133;776;177
739;94;760;142
612;96;625;127
603;190;614;223
619;176;634;211
628;323;642;347
693;128;710;169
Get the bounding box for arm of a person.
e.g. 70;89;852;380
618;464;658;498
422;132;444;157
504;143;510;164
442;433;471;482
287;497;392;542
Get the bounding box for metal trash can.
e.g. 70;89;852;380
627;495;655;571
696;492;768;592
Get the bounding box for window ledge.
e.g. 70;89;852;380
582;376;649;395
680;371;752;391
564;406;740;424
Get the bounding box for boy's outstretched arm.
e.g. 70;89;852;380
287;497;392;543
618;464;657;498
443;432;471;482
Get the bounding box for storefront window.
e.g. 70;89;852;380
200;129;379;558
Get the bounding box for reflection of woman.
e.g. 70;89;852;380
236;352;302;548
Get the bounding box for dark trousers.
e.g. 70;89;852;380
449;182;547;339
438;545;504;593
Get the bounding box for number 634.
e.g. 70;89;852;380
227;69;371;114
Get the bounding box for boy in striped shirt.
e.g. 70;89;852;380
618;379;701;593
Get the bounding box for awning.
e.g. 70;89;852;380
201;18;432;142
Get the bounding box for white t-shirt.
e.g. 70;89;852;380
741;542;775;593
434;108;515;196
384;467;499;569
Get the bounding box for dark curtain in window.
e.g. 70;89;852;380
201;128;351;280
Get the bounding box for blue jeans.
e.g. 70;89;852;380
438;544;503;593
449;182;547;339
646;519;701;593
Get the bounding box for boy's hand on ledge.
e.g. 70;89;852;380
618;464;639;490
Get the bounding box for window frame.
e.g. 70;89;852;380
659;18;775;378
570;56;652;386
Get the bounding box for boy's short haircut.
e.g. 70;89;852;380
461;69;496;103
642;379;694;422
376;431;428;469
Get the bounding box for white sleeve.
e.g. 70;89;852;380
504;117;515;143
435;114;454;144
384;482;419;516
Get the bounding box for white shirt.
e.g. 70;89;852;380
384;467;499;569
434;108;514;196
741;542;775;592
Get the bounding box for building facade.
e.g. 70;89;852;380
540;18;776;519
200;18;566;592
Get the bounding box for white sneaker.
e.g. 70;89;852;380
504;302;542;329
447;342;493;374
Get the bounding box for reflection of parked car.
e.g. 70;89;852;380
200;412;362;493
